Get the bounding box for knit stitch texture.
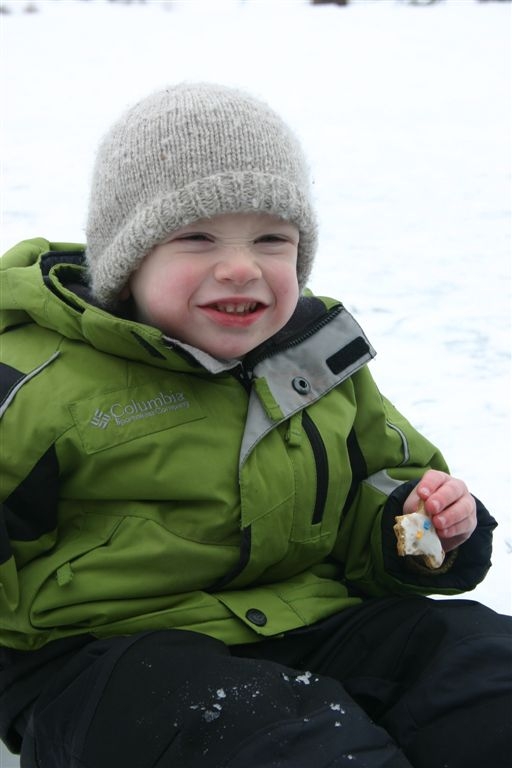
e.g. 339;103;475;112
86;83;318;307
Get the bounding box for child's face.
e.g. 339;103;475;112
127;212;300;360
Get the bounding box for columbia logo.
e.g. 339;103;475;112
88;390;189;430
90;409;111;429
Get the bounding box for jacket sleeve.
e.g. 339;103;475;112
380;480;496;591
0;358;60;617
330;365;497;597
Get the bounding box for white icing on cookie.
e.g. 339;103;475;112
394;511;445;569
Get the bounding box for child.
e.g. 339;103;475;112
0;82;510;768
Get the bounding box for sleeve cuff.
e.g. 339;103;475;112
381;480;498;591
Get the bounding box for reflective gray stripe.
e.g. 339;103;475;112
0;351;60;418
386;421;410;465
363;469;406;496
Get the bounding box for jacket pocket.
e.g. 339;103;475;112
301;411;329;526
27;514;123;629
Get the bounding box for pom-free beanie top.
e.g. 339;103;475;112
85;82;318;307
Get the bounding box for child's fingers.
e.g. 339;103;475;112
415;469;451;499
422;476;469;517
433;496;477;550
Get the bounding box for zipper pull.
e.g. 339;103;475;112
233;364;253;391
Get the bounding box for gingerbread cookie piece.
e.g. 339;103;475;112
394;501;445;569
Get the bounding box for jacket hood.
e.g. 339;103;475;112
1;239;201;371
1;238;374;379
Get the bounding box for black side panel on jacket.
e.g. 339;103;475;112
3;446;59;543
341;428;368;520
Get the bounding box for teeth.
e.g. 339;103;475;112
215;302;258;314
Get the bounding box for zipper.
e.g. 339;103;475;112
230;303;343;390
232;303;339;521
231;364;253;392
302;411;329;525
246;304;343;370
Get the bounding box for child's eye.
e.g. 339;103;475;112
255;235;287;244
177;233;213;242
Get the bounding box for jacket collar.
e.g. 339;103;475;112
43;252;366;379
3;245;375;387
240;306;375;463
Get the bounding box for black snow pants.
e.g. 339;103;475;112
16;597;512;768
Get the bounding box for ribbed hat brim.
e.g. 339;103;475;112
89;172;317;307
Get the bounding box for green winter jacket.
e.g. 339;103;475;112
0;239;496;651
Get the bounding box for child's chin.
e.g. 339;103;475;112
203;339;256;361
210;345;252;360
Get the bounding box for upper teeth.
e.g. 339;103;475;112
216;302;258;314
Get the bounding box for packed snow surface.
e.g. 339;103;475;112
1;0;510;636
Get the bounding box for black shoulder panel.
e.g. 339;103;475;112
0;362;25;413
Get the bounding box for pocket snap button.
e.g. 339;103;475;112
245;608;268;626
292;377;311;395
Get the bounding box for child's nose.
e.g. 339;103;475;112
213;246;262;285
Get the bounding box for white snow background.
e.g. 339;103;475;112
0;1;510;745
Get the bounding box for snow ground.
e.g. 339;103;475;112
0;0;510;763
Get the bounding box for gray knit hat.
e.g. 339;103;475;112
85;82;318;307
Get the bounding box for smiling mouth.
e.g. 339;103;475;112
208;301;261;315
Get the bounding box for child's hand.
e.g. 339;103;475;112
403;470;477;552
